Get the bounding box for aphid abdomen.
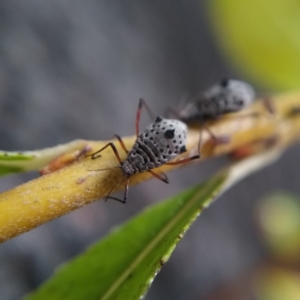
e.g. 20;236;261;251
125;139;162;174
122;116;189;175
140;117;188;162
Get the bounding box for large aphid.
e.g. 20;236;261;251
90;99;200;203
178;79;256;124
122;116;188;175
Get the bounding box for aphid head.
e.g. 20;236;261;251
204;79;256;112
141;117;188;162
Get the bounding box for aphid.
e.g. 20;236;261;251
168;78;257;145
177;78;256;124
89;98;200;204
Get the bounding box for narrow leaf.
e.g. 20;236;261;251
0;140;88;177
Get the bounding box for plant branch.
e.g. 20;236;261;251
0;91;300;242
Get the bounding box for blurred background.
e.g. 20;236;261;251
1;1;300;299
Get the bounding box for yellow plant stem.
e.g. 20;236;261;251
0;92;300;242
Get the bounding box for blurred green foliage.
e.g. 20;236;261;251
208;0;300;90
257;192;300;263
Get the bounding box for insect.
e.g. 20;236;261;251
177;78;256;124
89;98;200;204
169;78;257;144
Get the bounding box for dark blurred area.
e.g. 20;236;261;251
1;1;300;300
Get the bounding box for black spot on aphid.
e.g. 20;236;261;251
151;129;154;133
175;146;178;149
145;133;148;137
167;145;170;148
164;129;175;139
220;78;229;87
179;141;182;144
155;116;163;123
170;124;173;127
160;148;163;153
168;150;172;155
180;145;187;153
163;155;167;159
150;137;153;140
162;127;165;130
173;140;176;143
156;132;159;135
179;135;181;138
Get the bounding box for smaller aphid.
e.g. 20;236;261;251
89;99;200;204
177;78;256;124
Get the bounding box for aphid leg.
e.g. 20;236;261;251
136;98;156;136
165;154;200;166
203;123;230;144
262;96;276;115
105;177;129;204
196;128;203;155
148;170;169;184
89;142;122;163
114;134;129;153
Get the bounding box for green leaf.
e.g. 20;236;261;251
24;149;281;300
24;173;226;300
0;164;24;176
0;140;87;177
0;151;35;161
208;0;300;90
0;152;34;176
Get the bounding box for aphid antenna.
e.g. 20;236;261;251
164;106;181;119
136;98;156;135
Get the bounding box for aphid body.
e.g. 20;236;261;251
178;79;256;124
90;99;199;203
121;116;187;176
